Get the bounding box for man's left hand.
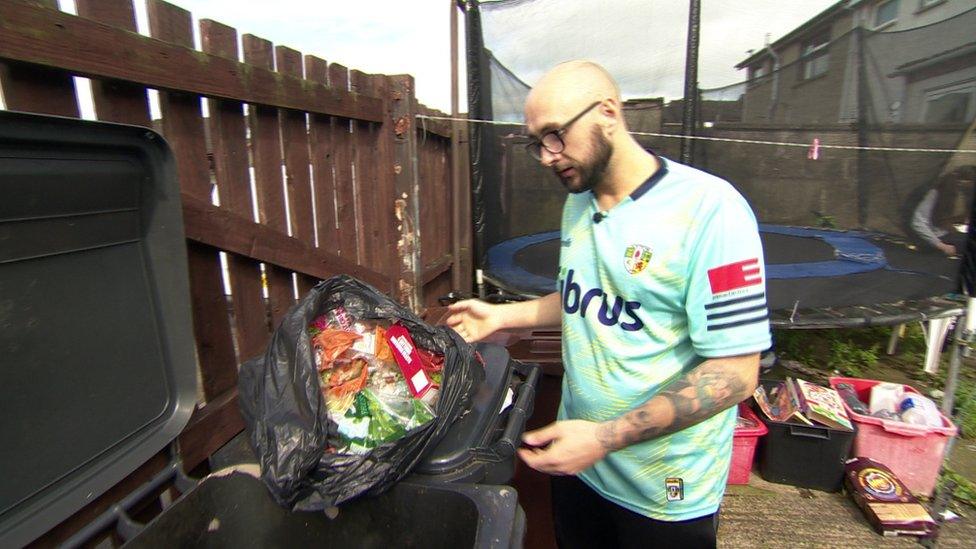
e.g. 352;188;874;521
516;420;608;475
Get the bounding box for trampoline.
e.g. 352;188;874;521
485;224;965;329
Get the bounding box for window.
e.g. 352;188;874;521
924;84;975;123
801;30;830;80
874;0;900;28
752;64;767;80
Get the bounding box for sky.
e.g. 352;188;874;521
57;0;838;114
480;0;840;103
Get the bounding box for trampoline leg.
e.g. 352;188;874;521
886;324;905;355
922;317;952;374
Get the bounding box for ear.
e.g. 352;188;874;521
598;98;622;136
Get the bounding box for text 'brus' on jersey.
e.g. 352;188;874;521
559;269;644;331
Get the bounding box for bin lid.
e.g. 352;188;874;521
414;343;513;475
0;112;198;547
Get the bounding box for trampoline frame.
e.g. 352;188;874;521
483;226;966;329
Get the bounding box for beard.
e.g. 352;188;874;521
560;127;612;194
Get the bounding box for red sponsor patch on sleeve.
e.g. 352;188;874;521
707;258;762;294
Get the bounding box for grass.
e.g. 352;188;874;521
775;327;885;378
908;360;976;440
939;467;976;509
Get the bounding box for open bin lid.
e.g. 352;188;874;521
414;343;514;476
0;112;198;547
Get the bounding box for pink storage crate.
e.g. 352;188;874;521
829;377;957;496
729;403;767;485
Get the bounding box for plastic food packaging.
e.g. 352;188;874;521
309;314;442;454
869;382;904;415
836;382;869;415
871;409;900;421
735;414;758;430
896;394;942;427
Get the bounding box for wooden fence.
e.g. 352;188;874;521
0;0;469;542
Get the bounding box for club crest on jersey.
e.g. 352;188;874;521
623;244;652;275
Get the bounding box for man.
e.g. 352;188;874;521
447;61;770;548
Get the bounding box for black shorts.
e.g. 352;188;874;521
550;475;718;549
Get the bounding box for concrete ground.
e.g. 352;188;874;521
718;474;975;548
514;463;975;548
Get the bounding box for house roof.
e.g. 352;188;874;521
891;40;976;75
735;0;852;69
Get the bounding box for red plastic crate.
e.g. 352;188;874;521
729;403;767;485
829;377;957;496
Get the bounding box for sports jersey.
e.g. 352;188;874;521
557;155;771;521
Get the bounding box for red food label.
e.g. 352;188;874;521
385;324;432;397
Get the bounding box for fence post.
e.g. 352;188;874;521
388;75;423;312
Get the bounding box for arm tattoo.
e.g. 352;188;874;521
596;358;754;452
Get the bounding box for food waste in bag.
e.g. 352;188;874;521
239;275;481;509
309;307;445;454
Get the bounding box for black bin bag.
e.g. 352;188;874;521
238;275;480;510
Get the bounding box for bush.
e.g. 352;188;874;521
827;339;879;378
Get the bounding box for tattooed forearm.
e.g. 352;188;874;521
595;354;759;451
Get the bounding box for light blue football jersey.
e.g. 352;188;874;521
557;156;771;520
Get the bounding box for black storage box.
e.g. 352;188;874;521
0;112;527;548
752;380;856;492
413;344;539;484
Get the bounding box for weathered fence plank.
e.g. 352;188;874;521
370;74;400;294
0;0;79;117
351;70;382;271
417;105;453;306
75;0;151;126
181;193;390;289
200;19;269;362
0;0;384;122
148;0;237;400
328;64;360;263
275;45;317;295
388;75;423;310
306;55;340;261
177;388;243;474
243;33;295;327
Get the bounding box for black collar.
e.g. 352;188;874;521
630;153;668;201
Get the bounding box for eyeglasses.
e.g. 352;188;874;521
525;101;602;161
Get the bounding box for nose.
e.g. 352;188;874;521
539;147;559;167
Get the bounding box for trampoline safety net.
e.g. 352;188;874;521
466;0;976;328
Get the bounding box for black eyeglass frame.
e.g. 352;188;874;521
525;100;602;160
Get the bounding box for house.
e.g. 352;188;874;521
734;0;976;125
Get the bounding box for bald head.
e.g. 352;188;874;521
538;61;619;100
525;61;620;132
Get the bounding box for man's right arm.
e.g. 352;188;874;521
446;291;561;342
